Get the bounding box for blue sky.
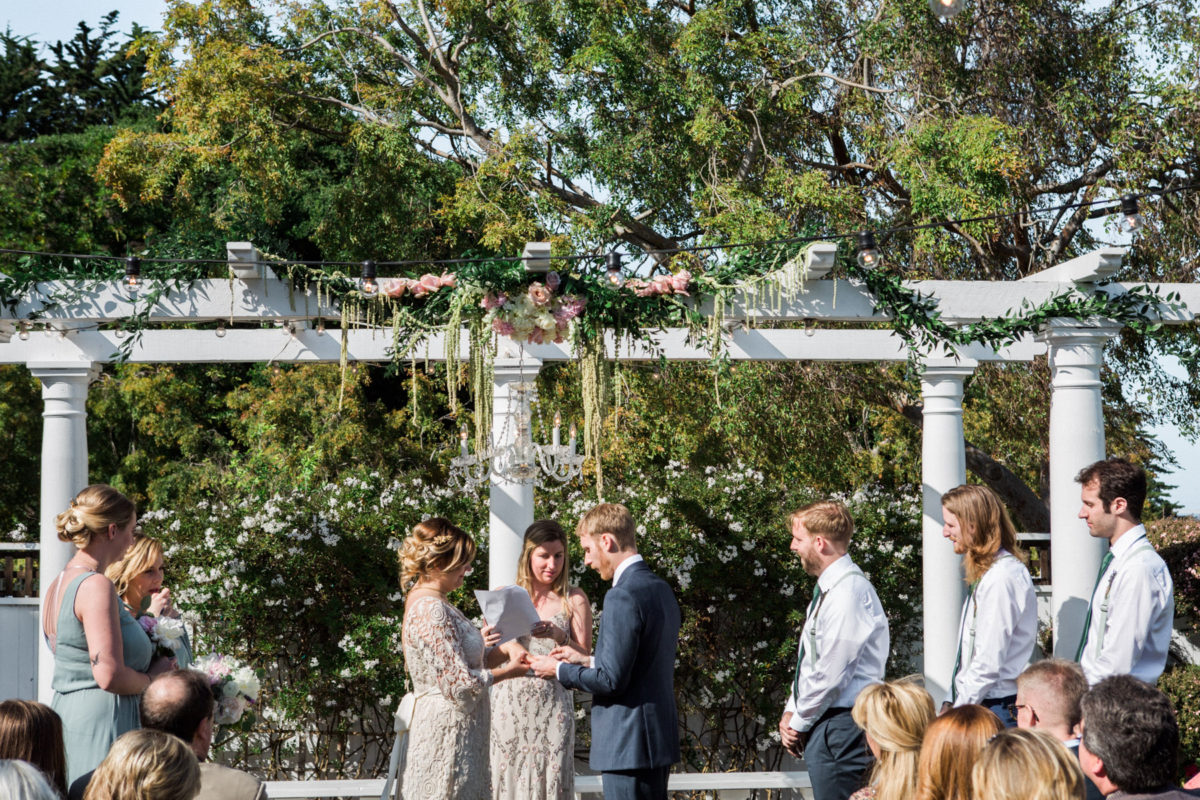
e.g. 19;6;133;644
6;2;1198;515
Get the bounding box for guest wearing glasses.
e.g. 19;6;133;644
1014;660;1103;800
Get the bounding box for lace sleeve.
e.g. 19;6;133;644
408;597;493;705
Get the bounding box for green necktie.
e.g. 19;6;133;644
948;580;979;703
1075;551;1115;660
791;584;823;704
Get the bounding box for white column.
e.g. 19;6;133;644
920;360;976;699
29;361;98;704
1038;319;1120;656
488;355;542;587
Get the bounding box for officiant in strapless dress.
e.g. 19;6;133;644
399;518;529;800
489;520;593;800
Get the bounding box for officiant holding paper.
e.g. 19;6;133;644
487;520;593;800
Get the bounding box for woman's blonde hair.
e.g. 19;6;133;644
941;484;1026;583
54;484;136;549
105;535;164;606
915;705;1005;800
399;517;475;590
82;728;200;800
851;678;936;800
971;728;1085;800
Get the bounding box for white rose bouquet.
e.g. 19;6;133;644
138;615;187;659
194;653;261;728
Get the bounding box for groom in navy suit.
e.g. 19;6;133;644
530;502;681;800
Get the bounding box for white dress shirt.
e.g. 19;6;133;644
786;554;889;732
949;549;1038;706
1080;526;1173;685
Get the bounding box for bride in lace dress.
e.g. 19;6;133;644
400;518;529;800
490;520;593;800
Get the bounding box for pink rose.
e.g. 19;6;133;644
559;296;586;317
480;293;507;310
669;270;692;295
527;327;545;344
438;272;457;288
545;271;561;291
527;283;552;306
651;275;673;295
492;318;516;337
419;274;441;292
381;278;408;298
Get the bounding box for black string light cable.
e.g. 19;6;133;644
0;184;1192;274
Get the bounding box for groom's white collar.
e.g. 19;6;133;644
612;553;644;586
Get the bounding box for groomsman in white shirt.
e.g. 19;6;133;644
939;484;1038;726
777;501;888;800
1075;458;1174;685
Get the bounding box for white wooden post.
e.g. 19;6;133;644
920;360;975;699
29;361;98;704
1038;319;1120;656
488;354;541;587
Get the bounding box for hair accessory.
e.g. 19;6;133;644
432;533;454;547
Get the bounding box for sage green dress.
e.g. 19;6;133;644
50;571;154;784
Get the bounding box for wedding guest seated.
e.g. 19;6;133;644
81;728;200;800
1015;659;1102;800
0;759;62;800
106;535;194;668
915;705;1004;800
848;678;936;800
0;699;68;797
1079;675;1200;800
971;728;1086;800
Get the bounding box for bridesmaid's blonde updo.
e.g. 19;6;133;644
54;484;136;549
399;517;475;591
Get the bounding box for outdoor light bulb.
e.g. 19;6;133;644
804;320;817;337
929;0;965;18
605;251;624;287
18;322;29;341
856;231;881;270
1119;195;1144;233
360;260;378;295
124;256;142;293
216;321;227;338
316;319;326;335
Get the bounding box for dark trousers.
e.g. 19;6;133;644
805;707;871;800
601;766;671;800
981;694;1018;728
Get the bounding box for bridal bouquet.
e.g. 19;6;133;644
138;615;187;660
194;653;262;727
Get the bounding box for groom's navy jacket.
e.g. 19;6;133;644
558;559;681;771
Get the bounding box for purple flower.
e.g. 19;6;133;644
480;292;507;310
558;295;586;318
545;271;561;291
138;616;157;634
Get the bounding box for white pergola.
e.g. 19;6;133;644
3;242;1196;707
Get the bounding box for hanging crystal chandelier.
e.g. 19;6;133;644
449;382;585;491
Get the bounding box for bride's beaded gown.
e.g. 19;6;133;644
489;606;575;800
402;595;493;800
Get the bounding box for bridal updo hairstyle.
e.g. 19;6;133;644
399;517;476;590
55;484;136;548
106;534;164;600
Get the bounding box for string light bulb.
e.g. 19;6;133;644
856;231;881;270
930;0;965;18
606;251;624;287
1119;195;1144;233
124;256;142;293
18;321;29;341
360;261;378;295
216;320;227;338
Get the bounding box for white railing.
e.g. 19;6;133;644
264;771;813;799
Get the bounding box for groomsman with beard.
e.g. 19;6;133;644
778;501;889;800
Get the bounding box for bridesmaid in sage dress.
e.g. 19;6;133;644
489;520;593;800
40;485;174;784
106;534;195;669
398;518;529;800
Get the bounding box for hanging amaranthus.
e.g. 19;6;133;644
578;334;609;495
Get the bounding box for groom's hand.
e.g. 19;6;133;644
528;653;562;679
549;646;589;665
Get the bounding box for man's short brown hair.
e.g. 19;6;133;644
577;503;637;550
1017;659;1087;730
789;501;854;546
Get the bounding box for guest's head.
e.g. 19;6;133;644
0;760;60;800
0;699;67;798
916;705;1005;800
1015;659;1087;741
788;501;853;577
516;520;570;597
54;484;137;558
399;517;475;592
105;534;166;614
941;484;1025;582
851;678;936;800
971;728;1085;800
81;729;200;800
575;504;637;581
1079;675;1178;796
141;670;216;761
1076;458;1146;535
